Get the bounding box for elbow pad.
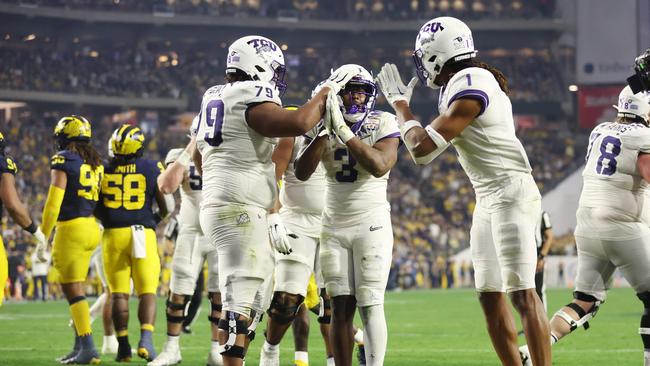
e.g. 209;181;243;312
41;185;65;238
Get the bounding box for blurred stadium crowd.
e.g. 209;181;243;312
1;0;579;301
4;0;556;20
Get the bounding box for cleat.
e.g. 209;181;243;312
115;342;132;362
138;339;157;362
148;341;181;366
259;344;279;366
102;335;119;355
61;348;101;365
181;326;193;335
57;337;81;363
357;344;366;366
206;348;223;366
519;345;532;366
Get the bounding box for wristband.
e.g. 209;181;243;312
24;221;37;234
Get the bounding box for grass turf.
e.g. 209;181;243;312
0;288;641;365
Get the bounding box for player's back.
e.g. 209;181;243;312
579;121;650;218
281;136;326;215
50;150;103;221
438;67;532;196
96;157;163;229
165;148;202;231
195;81;280;209
317;110;399;219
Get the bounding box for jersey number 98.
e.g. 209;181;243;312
77;164;102;201
102;173;147;210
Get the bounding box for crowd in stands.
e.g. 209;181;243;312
0;36;566;111
4;0;555;20
0;105;583;301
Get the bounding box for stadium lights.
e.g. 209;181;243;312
89;51;99;58
24;34;36;41
4;34;9;41
281;44;288;51
568;84;579;92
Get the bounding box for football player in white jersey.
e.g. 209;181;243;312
149;134;223;366
295;64;400;366
376;16;551;366
194;35;358;366
519;86;650;366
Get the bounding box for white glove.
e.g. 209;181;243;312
376;63;418;106
317;64;360;95
32;228;48;263
267;213;294;255
326;90;355;143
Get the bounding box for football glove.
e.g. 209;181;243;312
376;63;418;106
317;64;361;95
267;213;295;255
326;90;355;143
33;228;48;263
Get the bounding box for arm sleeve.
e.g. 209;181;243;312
41;185;65;238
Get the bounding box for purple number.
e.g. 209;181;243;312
188;165;202;190
334;148;358;182
255;85;273;98
595;136;621;176
204;99;224;147
465;74;472;86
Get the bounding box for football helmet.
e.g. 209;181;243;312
614;85;650;125
634;49;650;92
226;35;287;95
413;16;477;89
335;64;377;123
54;115;92;149
0;131;5;154
110;124;145;157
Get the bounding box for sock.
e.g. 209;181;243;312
263;340;279;352
326;357;335;366
117;329;130;346
141;325;154;344
70;300;92;336
211;340;220;351
167;335;180;349
359;304;387;365
354;328;364;344
645;351;650;366
295;351;308;365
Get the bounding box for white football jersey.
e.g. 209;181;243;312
438;67;532;197
307;110;399;219
280;136;326;215
578;122;650;227
165;148;203;231
195;81;281;209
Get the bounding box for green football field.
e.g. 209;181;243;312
0;288;642;365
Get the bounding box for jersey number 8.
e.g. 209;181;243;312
102;173;147;210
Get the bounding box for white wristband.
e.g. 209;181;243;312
175;150;192;167
400;120;423;136
424;125;449;148
336;125;355;143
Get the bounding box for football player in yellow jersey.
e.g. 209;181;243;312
38;116;104;365
95;125;174;363
0;131;47;306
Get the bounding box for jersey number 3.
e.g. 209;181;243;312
334;149;358;182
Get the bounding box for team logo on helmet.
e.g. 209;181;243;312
110;124;145;157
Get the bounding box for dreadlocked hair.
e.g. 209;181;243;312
225;68;254;83
447;58;509;94
67;141;102;170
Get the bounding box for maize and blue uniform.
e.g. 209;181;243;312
0;153;18;305
96;158;163;295
50;150;103;284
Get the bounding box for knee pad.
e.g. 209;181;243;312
266;292;303;325
555;293;602;331
166;295;191;324
217;311;248;358
316;295;332;324
207;293;223;325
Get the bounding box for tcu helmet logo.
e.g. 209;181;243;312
417;21;445;43
246;38;278;52
227;51;240;63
